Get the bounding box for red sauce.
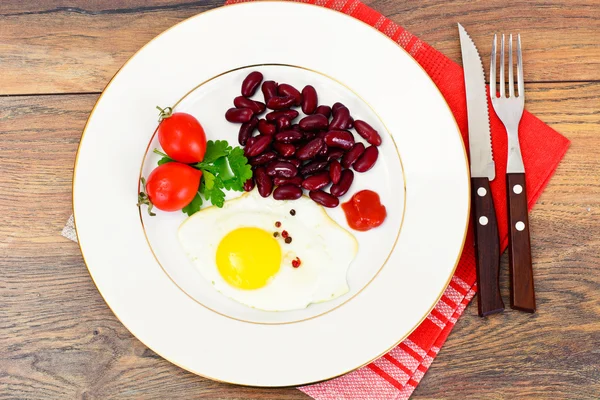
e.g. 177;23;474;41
342;190;387;231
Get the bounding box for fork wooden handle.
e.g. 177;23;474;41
506;173;536;313
471;177;504;317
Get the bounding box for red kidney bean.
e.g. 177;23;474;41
315;105;332;118
255;167;273;197
275;130;303;143
318;143;328;157
243;178;255;192
238;117;258;146
276;117;291;131
301;171;331;191
327;148;345;161
330;169;354;197
273;184;303;200
300;160;328;176
249;151;276;166
296;138;324;160
261;80;278;103
242;71;263;97
234;96;266;114
332;102;345;113
303;131;317;140
245;135;271;157
277;84;302;106
266;109;298;122
279;157;301;168
342;142;365;168
347;117;354;129
274;176;303;187
324;130;355;150
267;95;295;110
266;160;298;178
329;105;352;130
329;160;342;184
273;142;296;157
246;136;258;148
354;120;382;146
353;145;379;172
309;190;339;208
226;107;253;123
299;114;329;131
258;119;277;136
301;85;318;115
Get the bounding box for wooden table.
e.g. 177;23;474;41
2;1;599;398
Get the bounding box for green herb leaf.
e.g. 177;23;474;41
177;139;251;214
203;170;216;190
157;156;172;165
202;140;231;163
224;147;253;191
182;192;203;216
201;173;226;208
153;148;174;166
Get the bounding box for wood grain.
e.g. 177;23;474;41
2;82;598;399
506;172;536;313
1;1;599;399
471;177;504;317
1;0;599;95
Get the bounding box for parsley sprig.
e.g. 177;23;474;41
154;140;252;215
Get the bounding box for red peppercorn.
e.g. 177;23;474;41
275;221;281;228
282;230;289;238
292;257;301;268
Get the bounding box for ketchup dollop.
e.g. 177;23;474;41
341;190;387;231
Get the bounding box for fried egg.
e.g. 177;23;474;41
177;190;358;311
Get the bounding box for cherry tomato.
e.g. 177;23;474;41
157;107;207;163
145;162;202;211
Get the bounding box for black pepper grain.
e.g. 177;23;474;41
290;209;296;216
273;232;279;237
285;237;292;244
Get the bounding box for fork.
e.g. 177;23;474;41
490;33;536;313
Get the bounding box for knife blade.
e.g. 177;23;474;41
458;23;504;317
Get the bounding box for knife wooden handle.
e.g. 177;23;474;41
506;173;536;313
471;177;504;317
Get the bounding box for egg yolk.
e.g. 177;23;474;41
216;227;282;290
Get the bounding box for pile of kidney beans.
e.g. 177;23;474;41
225;71;381;208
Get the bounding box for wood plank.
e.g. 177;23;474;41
413;81;600;399
1;81;598;398
1;0;599;95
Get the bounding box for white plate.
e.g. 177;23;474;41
73;2;469;387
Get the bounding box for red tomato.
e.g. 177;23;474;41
145;162;202;211
157;109;207;163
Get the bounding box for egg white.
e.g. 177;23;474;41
177;190;358;311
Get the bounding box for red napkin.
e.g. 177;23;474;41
225;0;570;398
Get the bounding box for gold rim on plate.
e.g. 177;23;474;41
138;62;407;326
72;1;471;387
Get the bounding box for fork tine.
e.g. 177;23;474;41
517;34;524;98
508;34;515;97
490;34;497;98
499;34;505;97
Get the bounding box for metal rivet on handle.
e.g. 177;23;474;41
513;184;523;194
516;221;525;231
477;187;487;197
479;216;489;226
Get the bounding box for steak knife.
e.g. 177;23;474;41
458;23;504;317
